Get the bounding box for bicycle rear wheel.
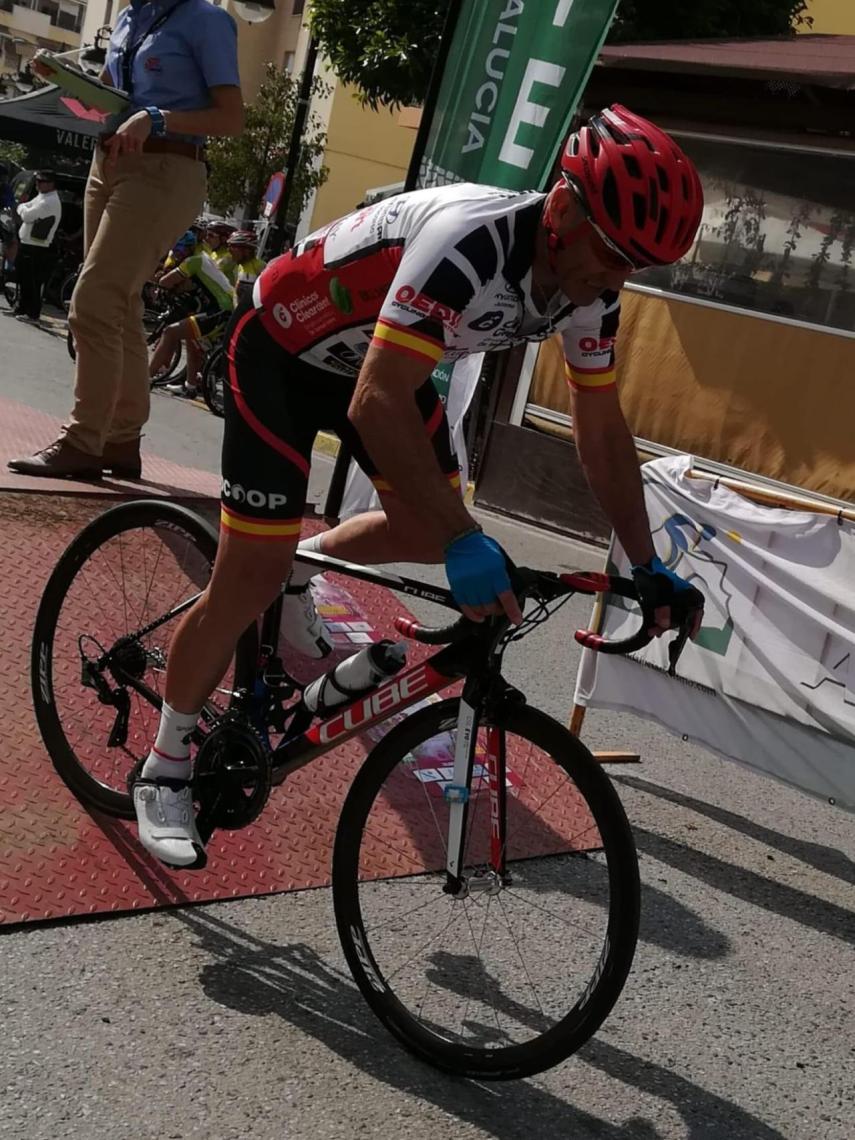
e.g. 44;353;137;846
201;345;226;417
333;698;640;1080
32;500;258;818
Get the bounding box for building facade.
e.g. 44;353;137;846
1;0;86;98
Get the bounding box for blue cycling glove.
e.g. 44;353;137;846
445;529;512;610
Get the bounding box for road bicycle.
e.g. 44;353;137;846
64;280;190;386
200;341;226;417
30;499;689;1080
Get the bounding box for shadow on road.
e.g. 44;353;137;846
617;774;854;884
175;905;784;1140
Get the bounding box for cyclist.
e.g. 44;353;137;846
205;220;236;278
133;105;706;867
149;245;234;399
225;228;265;300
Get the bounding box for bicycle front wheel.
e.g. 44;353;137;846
32;500;258;818
333;698;640;1080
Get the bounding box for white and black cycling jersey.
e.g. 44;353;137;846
254;182;620;388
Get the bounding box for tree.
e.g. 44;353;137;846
609;0;811;42
309;0;447;109
206;64;329;219
309;0;812;111
0;141;27;170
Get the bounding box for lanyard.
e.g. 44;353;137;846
120;0;189;96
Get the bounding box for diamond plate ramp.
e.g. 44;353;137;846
1;492;596;928
0;395;221;499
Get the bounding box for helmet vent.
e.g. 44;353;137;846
633;192;647;230
601;168;621;227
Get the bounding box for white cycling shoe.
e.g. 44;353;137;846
279;581;334;659
133;778;206;869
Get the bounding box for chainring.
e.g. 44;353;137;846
193;714;272;832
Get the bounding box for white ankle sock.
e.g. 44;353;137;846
289;532;326;589
141;701;200;781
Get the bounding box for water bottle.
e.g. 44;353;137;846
302;639;407;715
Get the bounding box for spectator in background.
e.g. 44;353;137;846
225;228;265;302
14;170;61;323
9;0;243;481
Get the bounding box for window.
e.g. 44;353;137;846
292;0;305;13
635;134;855;335
283;51;295;73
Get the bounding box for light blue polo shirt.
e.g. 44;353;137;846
106;0;239;144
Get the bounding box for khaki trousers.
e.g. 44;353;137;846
64;148;206;455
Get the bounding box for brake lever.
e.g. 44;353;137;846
667;616;694;677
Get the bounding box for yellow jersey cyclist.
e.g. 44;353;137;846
225;228;266;299
149;245;235;399
204;220;237;278
132;105;707;867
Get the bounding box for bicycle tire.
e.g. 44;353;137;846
201;344;225;417
32;500;258;818
333;697;640;1080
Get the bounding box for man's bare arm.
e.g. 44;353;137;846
348;344;474;544
569;383;655;566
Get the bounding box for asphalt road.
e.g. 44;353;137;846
1;310;853;1140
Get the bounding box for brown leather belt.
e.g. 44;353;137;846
143;138;205;161
99;137;205;162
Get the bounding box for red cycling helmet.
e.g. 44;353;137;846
559;104;703;268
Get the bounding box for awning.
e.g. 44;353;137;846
0;83;108;158
598;34;855;91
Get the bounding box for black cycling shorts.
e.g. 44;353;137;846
220;303;459;542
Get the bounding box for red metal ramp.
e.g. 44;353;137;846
0;401;596;927
0;395;221;499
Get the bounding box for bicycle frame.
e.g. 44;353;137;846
252;550;512;892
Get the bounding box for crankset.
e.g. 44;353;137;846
193;712;273;843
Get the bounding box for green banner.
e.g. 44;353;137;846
418;0;619;191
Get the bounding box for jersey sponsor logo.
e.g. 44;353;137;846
289;291;332;323
272;302;292;329
329;277;353;314
383;199;403;223
468;310;503;331
221;480;289;512
578;336;617;354
393;285;461;329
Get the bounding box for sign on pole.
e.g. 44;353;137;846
416;0;620;191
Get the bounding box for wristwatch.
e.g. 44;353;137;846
144;106;167;137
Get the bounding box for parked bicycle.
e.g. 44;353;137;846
31;500;692;1079
65;277;192;387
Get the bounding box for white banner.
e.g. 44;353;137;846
574;455;855;811
339;354;483;520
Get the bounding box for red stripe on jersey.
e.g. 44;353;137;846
227;310;311;476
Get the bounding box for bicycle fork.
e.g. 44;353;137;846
443;695;509;897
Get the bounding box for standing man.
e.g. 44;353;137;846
14;170;61;324
9;0;243;481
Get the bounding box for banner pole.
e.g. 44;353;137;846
403;0;463;192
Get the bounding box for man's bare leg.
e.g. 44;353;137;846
133;532;298;866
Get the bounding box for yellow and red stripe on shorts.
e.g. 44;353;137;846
565;359;617;393
371;318;445;368
220;504;302;542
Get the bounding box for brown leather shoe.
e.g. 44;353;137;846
102;438;142;480
7;437;102;479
